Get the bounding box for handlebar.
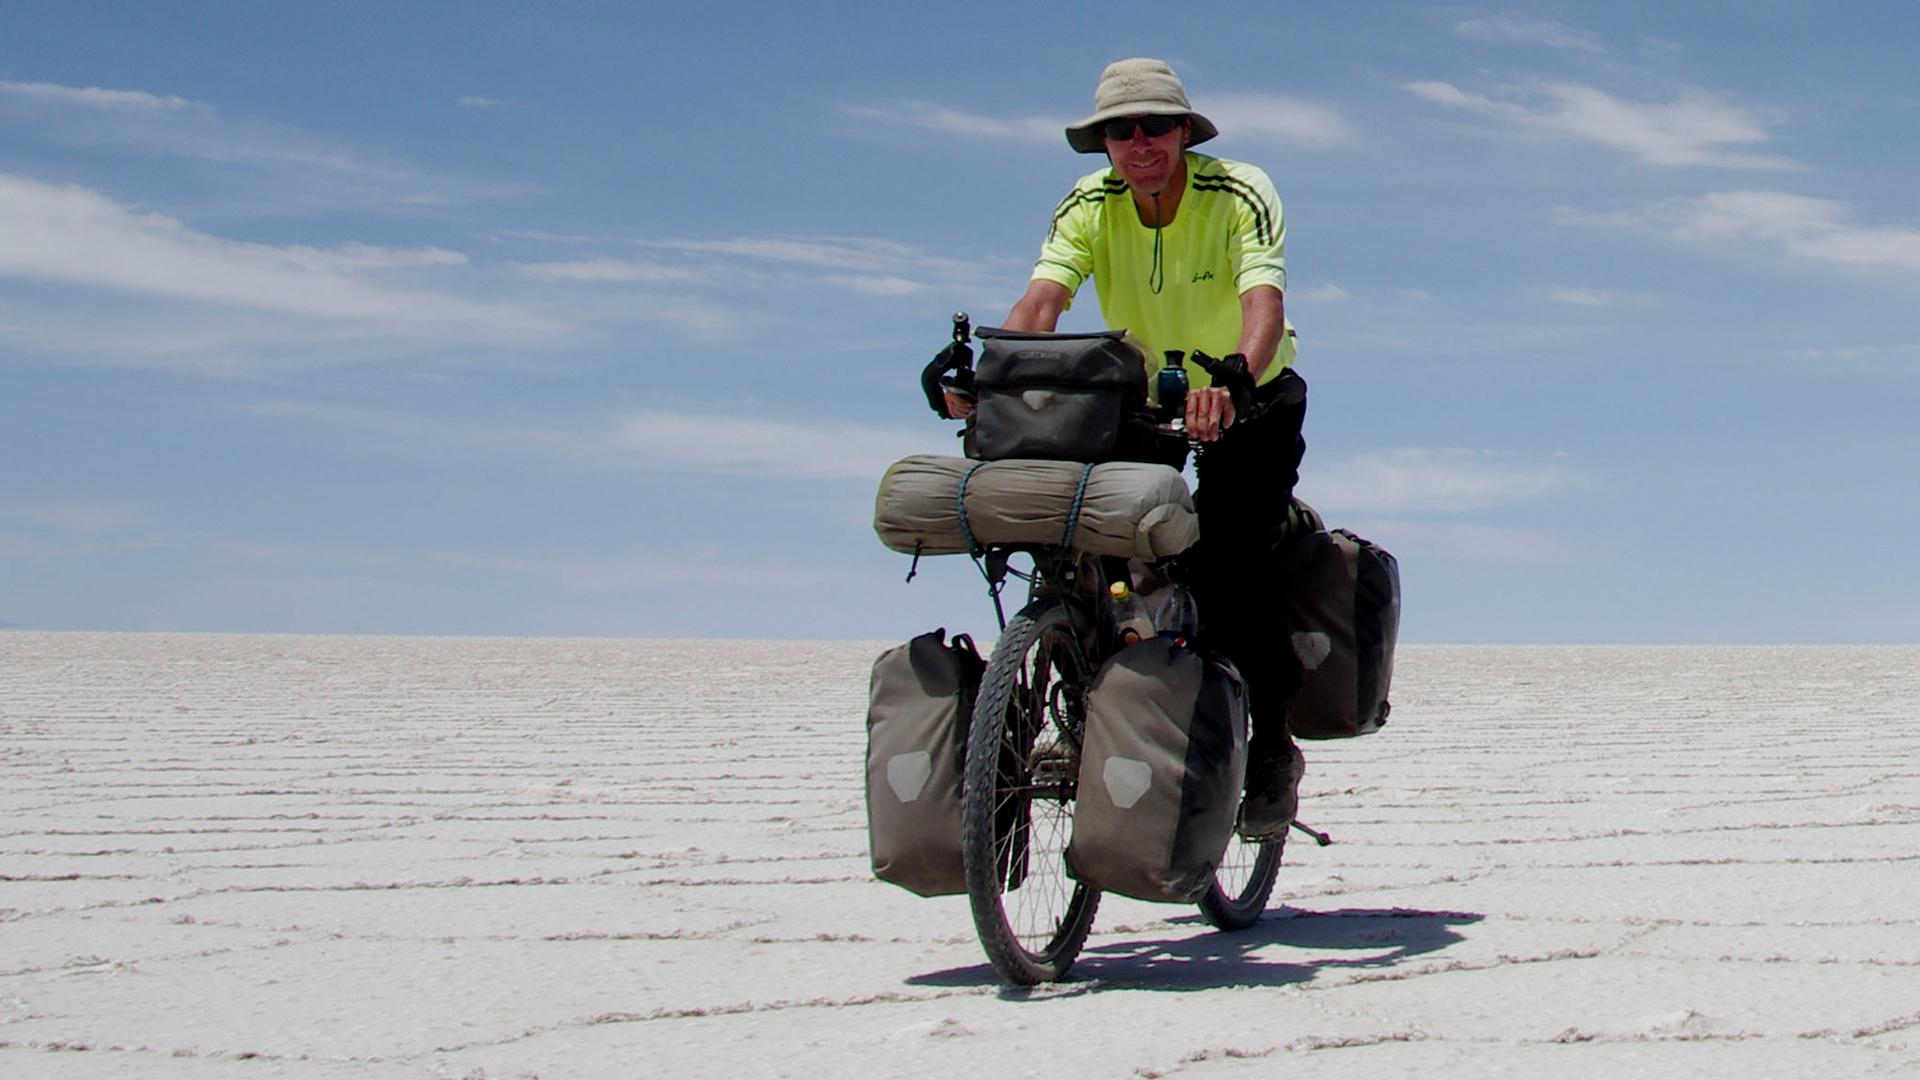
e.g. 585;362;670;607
920;314;1283;436
1151;349;1261;441
919;312;975;418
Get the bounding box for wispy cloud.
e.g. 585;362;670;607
638;234;1021;296
497;233;1015;320
1295;282;1352;304
1;500;147;535
851;94;1357;149
823;273;927;297
0;174;563;344
607;410;940;479
507;256;705;284
500;229;598;245
1564;190;1920;272
433;546;881;601
1193;95;1359;147
1454;16;1606;53
1787;342;1920;362
1547;286;1654;308
455;96;505;108
0;79;193;111
1406;79;1796;170
250;400;942;481
0;78;483;207
848;101;1062;142
1300;447;1573;515
1347;519;1578;563
651;235;959;272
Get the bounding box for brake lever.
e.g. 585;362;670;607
1188;350;1256;420
919;311;976;418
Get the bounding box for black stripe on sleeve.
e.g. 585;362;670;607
1035;258;1085;290
1046;179;1127;242
1190;174;1277;247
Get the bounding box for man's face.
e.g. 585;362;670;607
1103;114;1187;196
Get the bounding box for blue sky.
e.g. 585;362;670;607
3;2;1918;643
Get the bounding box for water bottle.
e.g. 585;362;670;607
1108;581;1155;647
1154;582;1200;643
1156;350;1189;430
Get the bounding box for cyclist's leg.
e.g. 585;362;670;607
1191;372;1310;837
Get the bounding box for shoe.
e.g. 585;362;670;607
1238;739;1304;840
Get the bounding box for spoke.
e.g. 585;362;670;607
963;601;1102;983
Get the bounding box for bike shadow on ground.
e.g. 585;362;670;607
907;906;1484;994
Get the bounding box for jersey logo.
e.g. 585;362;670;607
1191;270;1215;283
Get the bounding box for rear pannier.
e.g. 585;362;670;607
873;455;1198;562
968;327;1152;462
1067;638;1248;903
1274;528;1401;740
865;629;984;896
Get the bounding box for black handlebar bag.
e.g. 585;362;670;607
966;328;1156;462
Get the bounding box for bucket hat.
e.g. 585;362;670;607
1065;57;1218;154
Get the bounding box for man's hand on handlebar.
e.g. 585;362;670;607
921;340;976;419
1183;350;1255;442
1185;385;1235;441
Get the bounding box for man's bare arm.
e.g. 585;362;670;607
1235;284;1285;383
1004;279;1071;332
1186;286;1285;440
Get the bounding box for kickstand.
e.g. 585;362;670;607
1291;820;1334;847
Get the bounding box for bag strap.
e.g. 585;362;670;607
955;460;990;557
1057;462;1097;550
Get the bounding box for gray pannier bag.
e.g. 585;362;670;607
1274;527;1402;740
865;629;984;897
873;455;1199;562
1067;638;1249;903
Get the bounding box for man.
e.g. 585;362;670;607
949;57;1308;840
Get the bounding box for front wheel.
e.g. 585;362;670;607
1198;832;1282;930
961;599;1100;985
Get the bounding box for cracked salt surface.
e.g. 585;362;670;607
4;635;1920;1078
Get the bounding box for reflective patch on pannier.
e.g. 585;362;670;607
1292;630;1333;670
1068;638;1248;903
885;751;933;803
865;629;984;896
1102;757;1154;810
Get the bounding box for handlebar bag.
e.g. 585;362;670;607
967;328;1153;462
1067;638;1248;903
864;629;984;896
1274;528;1401;740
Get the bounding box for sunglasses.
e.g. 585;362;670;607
1101;115;1182;142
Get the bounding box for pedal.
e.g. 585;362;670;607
1290;820;1334;846
1027;742;1076;789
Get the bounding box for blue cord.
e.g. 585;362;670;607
1058;462;1097;550
956;460;989;556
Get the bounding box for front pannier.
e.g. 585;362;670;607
865;629;984;896
1274;529;1401;740
968;328;1154;462
1067;638;1248;903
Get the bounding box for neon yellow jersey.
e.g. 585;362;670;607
1031;152;1296;387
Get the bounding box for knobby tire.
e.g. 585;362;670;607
961;599;1100;985
1198;832;1282;930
